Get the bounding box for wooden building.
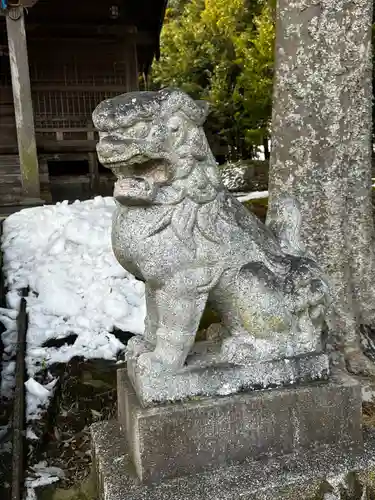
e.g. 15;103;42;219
0;0;167;207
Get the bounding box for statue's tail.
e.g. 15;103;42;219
266;194;307;258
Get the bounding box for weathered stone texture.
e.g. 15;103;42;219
268;0;375;361
93;88;330;399
91;422;375;500
126;340;329;406
117;370;362;484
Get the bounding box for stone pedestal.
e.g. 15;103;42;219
91;422;375;500
91;370;364;499
117;370;362;484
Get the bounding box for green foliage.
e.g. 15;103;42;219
243;197;268;222
150;0;275;161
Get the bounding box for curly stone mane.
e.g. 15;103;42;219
94;87;302;273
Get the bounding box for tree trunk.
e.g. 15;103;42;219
267;0;375;374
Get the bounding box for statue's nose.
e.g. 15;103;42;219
92;99;116;131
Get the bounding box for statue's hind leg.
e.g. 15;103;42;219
214;263;297;364
212;264;292;339
234;262;293;336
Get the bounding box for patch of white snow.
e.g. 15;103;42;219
236;191;269;202
25;461;65;500
0;196;146;420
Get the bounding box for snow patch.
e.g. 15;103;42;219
236;191;269;202
25;462;65;500
0;197;146;420
25;377;58;421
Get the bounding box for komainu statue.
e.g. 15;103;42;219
93;88;330;404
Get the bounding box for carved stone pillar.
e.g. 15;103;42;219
268;0;375;372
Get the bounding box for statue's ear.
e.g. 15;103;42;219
195;100;210;122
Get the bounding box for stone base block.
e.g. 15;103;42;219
117;370;362;484
128;340;330;407
91;421;374;500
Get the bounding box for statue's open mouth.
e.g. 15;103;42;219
114;177;155;206
110;158;170;206
109;158;165;177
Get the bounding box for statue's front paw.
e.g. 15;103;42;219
137;351;166;374
137;345;187;374
126;336;150;360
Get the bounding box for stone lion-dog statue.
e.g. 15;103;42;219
93;88;330;377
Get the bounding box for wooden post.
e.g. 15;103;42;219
6;7;40;199
11;293;27;500
87;127;100;195
125;27;139;91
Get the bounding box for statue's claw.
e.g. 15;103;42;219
137;344;188;374
126;336;150;359
137;351;167;374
